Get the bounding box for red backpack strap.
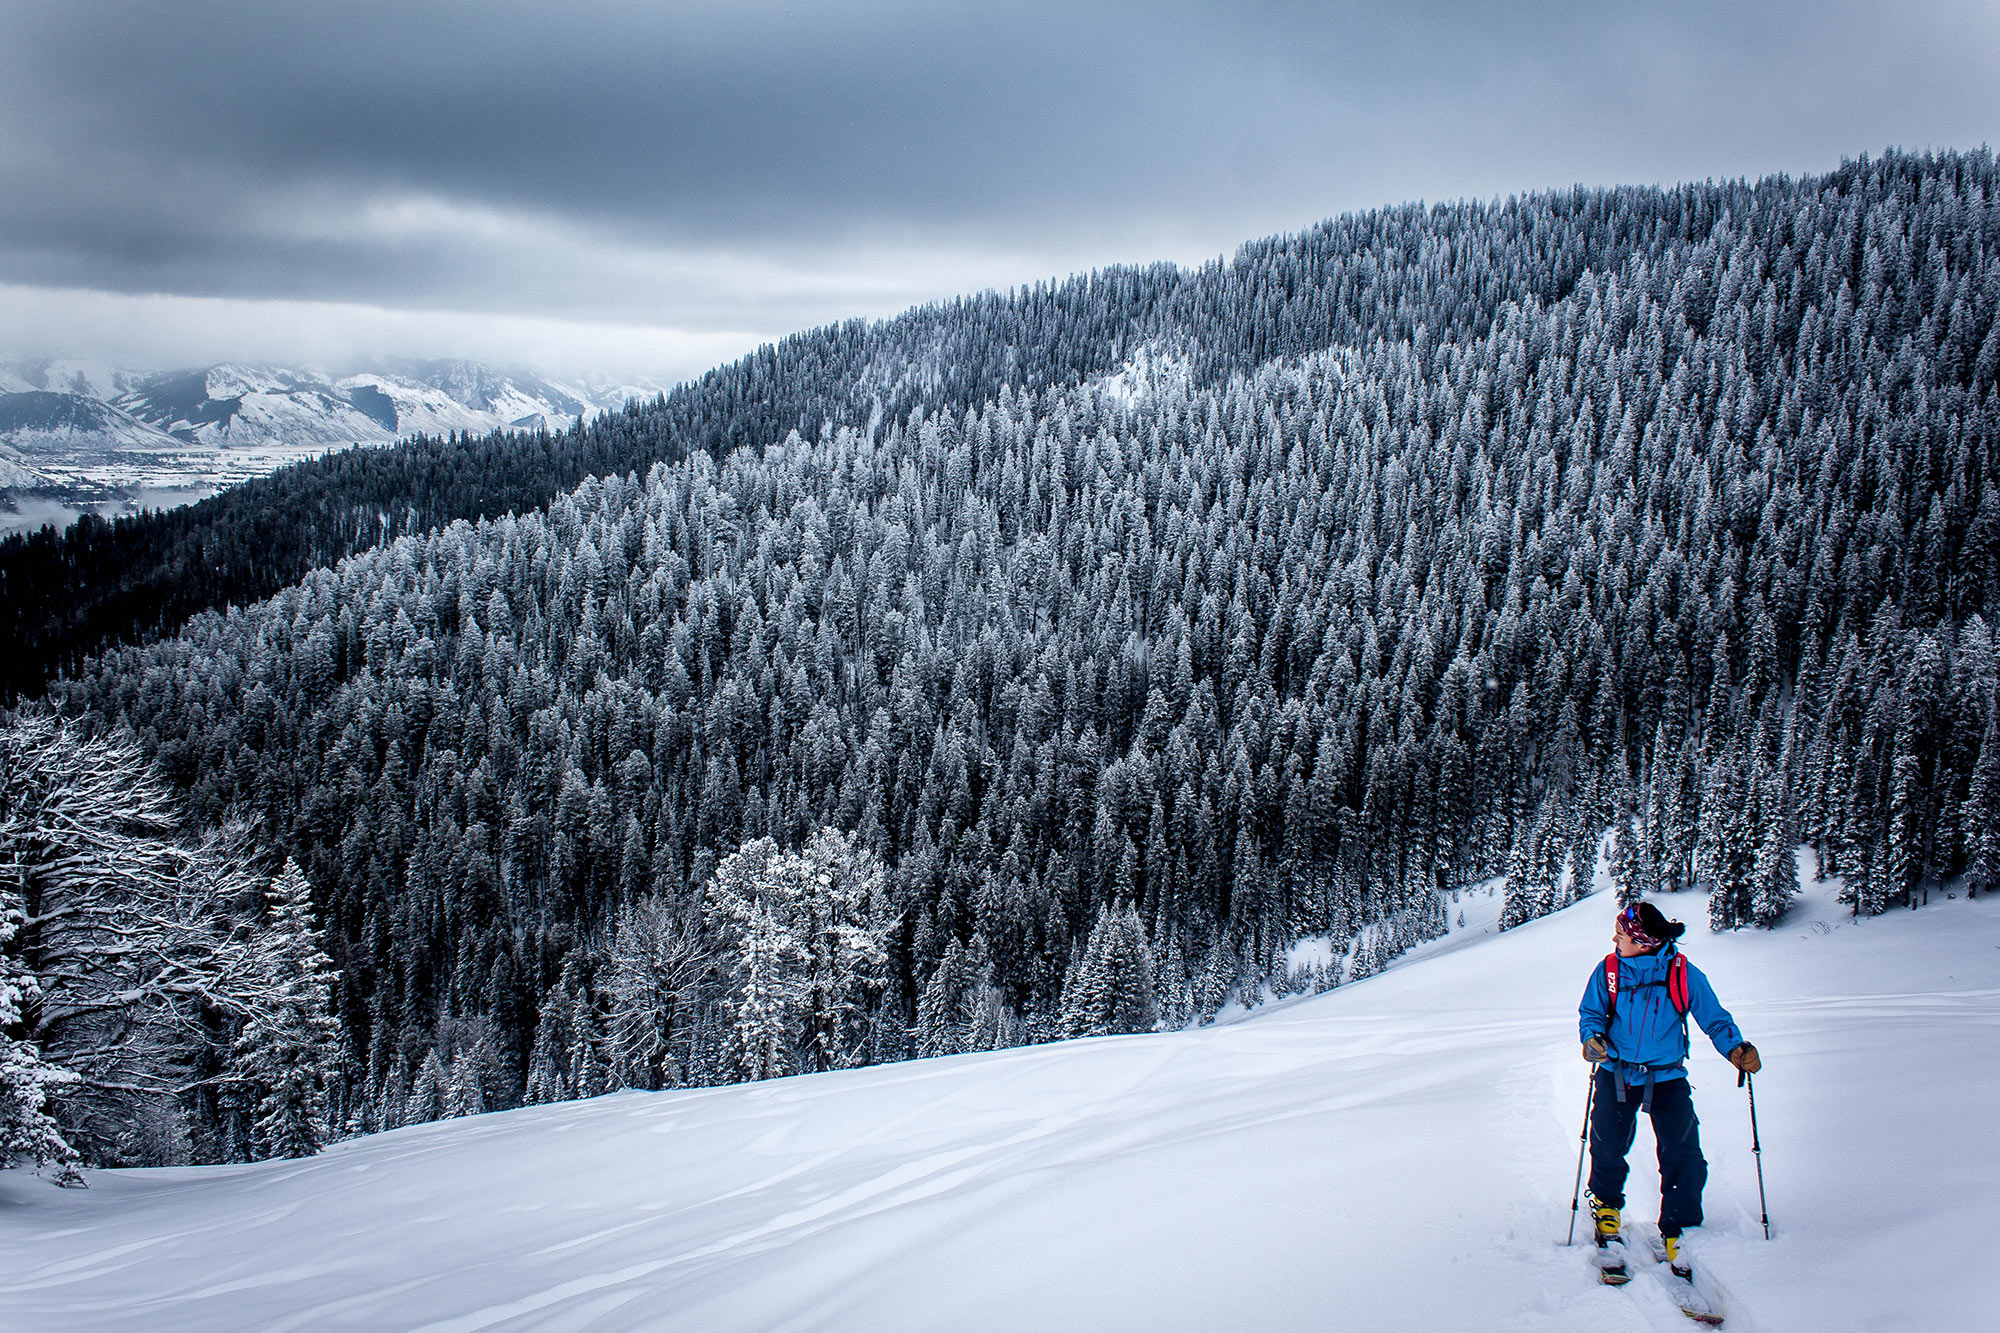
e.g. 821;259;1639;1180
1668;953;1689;1016
1603;953;1620;1023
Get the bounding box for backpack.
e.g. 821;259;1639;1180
1602;950;1689;1025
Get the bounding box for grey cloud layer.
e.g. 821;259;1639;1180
3;0;1997;356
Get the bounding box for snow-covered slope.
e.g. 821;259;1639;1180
107;362;634;450
3;874;1993;1332
0;390;184;454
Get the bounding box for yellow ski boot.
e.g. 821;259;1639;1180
1588;1196;1628;1285
1664;1233;1692;1281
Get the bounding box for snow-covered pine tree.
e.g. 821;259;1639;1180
1751;792;1800;929
1658;737;1697;894
1840;730;1890;917
524;971;578;1105
1058;916;1106;1037
1886;739;1925;909
377;1054;411;1130
228;859;341;1159
705;837;805;1082
1154;930;1194;1026
917;936;974;1058
1191;933;1234;1022
566;979;612;1098
1707;751;1758;931
1348;927;1382;982
1968;714;2000;899
1499;798;1558;928
1;895;79;1180
403;1049;447;1126
1059;904;1158;1036
793;827;891;1074
1691;754;1730;904
961;974;1021;1053
445;1048;488;1118
1105;906;1160;1034
1608;784;1644;907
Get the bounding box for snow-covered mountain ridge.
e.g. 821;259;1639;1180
4;871;1991;1332
0;357;662;448
0;358;667;535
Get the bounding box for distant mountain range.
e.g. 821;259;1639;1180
0;358;667;533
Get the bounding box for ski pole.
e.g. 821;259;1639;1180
1567;1065;1598;1245
1739;1068;1771;1239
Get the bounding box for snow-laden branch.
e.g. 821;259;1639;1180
4;713;338;1169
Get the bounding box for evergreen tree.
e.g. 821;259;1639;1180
705;838;804;1082
1706;752;1757;932
1060;904;1158;1037
445;1048;489;1118
1969;715;2000;899
1607;785;1644;908
403;1049;447;1127
1;896;78;1179
228;859;342;1160
793;828;891;1075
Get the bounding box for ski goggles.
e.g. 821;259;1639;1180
1614;905;1661;950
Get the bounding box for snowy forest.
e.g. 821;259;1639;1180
5;150;2000;1171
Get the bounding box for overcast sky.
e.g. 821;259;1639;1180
2;0;1996;381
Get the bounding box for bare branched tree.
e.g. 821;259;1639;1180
2;713;322;1165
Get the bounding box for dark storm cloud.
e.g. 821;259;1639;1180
2;0;1997;361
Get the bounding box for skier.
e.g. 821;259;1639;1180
1577;901;1759;1280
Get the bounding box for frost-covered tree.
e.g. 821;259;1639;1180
1705;752;1758;932
704;829;892;1080
524;957;602;1105
705;837;803;1082
1;895;78;1180
0;714;275;1163
1751;814;1799;929
1968;715;2000;899
1060;904;1157;1037
1499;800;1558;929
1607;786;1644;908
227;859;342;1159
917;936;979;1058
793;828;891;1074
444;1052;484;1117
602;896;709;1090
403;1048;447;1127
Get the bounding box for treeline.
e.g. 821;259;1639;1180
39;148;2000;1138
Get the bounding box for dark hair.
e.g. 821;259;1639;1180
1634;901;1686;942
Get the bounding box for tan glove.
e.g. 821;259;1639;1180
1728;1042;1761;1074
1582;1035;1609;1063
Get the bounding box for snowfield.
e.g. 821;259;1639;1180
4;872;1995;1332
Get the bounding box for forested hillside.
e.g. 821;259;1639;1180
3;168;1770;704
15;150;2000;1164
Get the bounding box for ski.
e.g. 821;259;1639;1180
1637;1225;1727;1327
1592;1233;1631;1286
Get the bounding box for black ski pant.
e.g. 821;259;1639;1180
1587;1065;1707;1238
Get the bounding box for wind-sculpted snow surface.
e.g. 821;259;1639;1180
3;872;1993;1331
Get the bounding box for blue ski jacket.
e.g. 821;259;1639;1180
1576;942;1743;1086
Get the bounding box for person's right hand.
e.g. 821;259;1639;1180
1582;1035;1609;1063
1728;1042;1761;1074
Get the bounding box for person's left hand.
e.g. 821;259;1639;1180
1728;1042;1761;1073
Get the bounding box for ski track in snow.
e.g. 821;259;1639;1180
3;877;1996;1331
